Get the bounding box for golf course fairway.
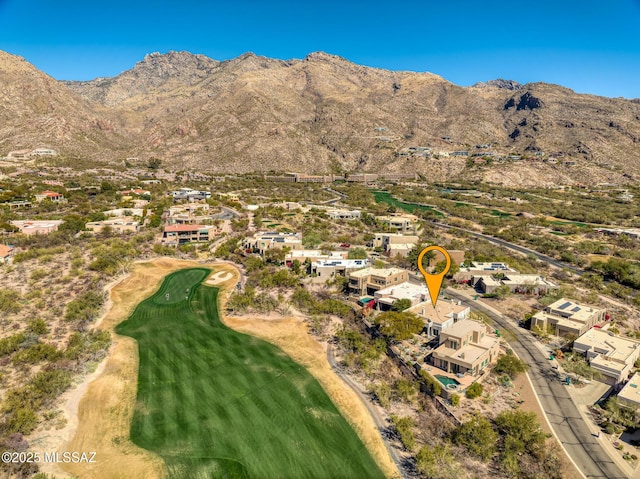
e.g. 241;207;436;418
115;268;386;479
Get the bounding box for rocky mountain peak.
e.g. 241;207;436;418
304;51;350;64
132;50;219;80
473;78;523;90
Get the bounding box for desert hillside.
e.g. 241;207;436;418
2;49;639;185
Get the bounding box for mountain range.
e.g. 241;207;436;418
1;49;640;186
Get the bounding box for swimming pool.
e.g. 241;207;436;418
435;375;460;388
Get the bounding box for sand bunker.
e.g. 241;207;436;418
206;270;233;285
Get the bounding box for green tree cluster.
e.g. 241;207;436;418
453;414;497;461
374;311;423;341
493;351;529;379
494;410;550;477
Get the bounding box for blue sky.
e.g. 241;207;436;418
1;0;639;98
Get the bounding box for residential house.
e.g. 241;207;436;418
285;250;346;266
171;188;211;200
456;261;517;287
0;244;14;265
348;267;409;297
161;224;215;245
312;259;370;280
86;218;140;234
500;274;557;295
375;214;420;234
407;299;470;338
573;328;640;384
531;298;606;337
327;209;362;220
30;148;58;157
103;208;144;217
429;319;500;376
166;203;212;225
373;233;419;258
34;190;66;203
10;220;64;235
475;273;557;295
7;200;32;209
245;232;303;254
7;149;32;160
119;188;151;197
373;282;429;310
618;373;640;408
596;228;640;241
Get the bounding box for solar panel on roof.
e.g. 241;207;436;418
572;306;581;312
558;301;572;310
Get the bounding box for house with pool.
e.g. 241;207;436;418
427;319;500;379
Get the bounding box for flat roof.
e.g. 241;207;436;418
11;220;64;228
441;319;486;338
408;300;469;324
547;298;604;316
574;328;640;364
434;342;488;365
618;373;640;405
502;274;557;287
349;267;407;278
374;281;428;299
164;224;212;232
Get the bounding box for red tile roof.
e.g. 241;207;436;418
41;190;61;197
0;244;14;257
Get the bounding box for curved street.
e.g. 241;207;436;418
445;288;627;479
430;222;584;275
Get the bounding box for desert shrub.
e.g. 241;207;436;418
370;382;391;408
64;290;104;322
465;381;483;399
390;415;415;450
394;378;418;403
450;393;460;407
27;318;48;336
0;333;26;357
0;289;21;314
30;269;48;282
65;330;111;360
12;343;62;364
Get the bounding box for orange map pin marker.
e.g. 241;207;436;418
417;246;452;308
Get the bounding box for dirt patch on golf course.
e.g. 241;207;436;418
58;258;397;479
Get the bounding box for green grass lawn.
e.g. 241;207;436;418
373;190;445;217
116;268;385;479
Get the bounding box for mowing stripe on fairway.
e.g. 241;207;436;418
116;268;386;479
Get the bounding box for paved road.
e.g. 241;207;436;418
445;288;627;479
322;187;347;205
326;344;409;479
430;222;583;275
